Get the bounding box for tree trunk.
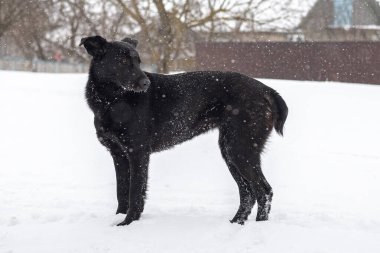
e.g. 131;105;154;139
153;0;174;73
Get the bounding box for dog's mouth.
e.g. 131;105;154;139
131;83;149;93
116;82;129;92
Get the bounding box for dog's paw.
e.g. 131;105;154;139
256;213;269;221
230;218;246;225
117;218;134;226
117;216;138;226
116;211;141;226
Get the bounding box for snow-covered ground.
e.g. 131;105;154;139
0;70;379;253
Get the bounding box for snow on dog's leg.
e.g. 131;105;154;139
251;162;273;221
233;152;273;222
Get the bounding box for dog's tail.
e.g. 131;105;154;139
265;89;288;136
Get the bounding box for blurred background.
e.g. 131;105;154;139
0;0;380;84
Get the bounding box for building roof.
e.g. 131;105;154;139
299;0;380;30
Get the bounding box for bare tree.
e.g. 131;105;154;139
6;1;55;60
0;0;29;38
113;0;294;73
1;0;299;69
44;0;134;62
3;0;132;62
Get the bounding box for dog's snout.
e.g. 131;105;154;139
139;78;151;87
131;77;150;92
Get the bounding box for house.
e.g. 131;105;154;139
299;0;380;41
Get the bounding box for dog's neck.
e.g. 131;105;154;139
89;78;122;96
85;78;124;117
85;76;152;119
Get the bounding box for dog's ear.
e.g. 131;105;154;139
79;36;107;57
121;37;138;48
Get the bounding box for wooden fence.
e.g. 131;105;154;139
195;42;380;85
0;57;87;73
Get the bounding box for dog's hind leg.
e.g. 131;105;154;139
219;130;256;225
252;163;273;221
219;111;273;223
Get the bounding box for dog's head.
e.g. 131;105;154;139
80;35;150;92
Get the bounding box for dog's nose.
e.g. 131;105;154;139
139;78;151;87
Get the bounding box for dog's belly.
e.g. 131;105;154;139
149;118;218;152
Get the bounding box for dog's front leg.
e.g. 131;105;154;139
117;149;149;226
99;134;131;214
95;120;130;214
110;148;130;214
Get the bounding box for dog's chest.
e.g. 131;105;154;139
97;100;150;142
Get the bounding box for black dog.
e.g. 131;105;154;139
80;35;288;226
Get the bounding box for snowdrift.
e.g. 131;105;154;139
0;71;379;252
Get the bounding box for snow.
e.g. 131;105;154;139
0;70;380;252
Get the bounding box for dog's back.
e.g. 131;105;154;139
146;71;287;152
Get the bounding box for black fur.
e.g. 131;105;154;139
81;36;288;226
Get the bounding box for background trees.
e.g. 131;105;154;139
0;0;300;72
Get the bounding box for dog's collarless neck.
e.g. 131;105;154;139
87;80;124;117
